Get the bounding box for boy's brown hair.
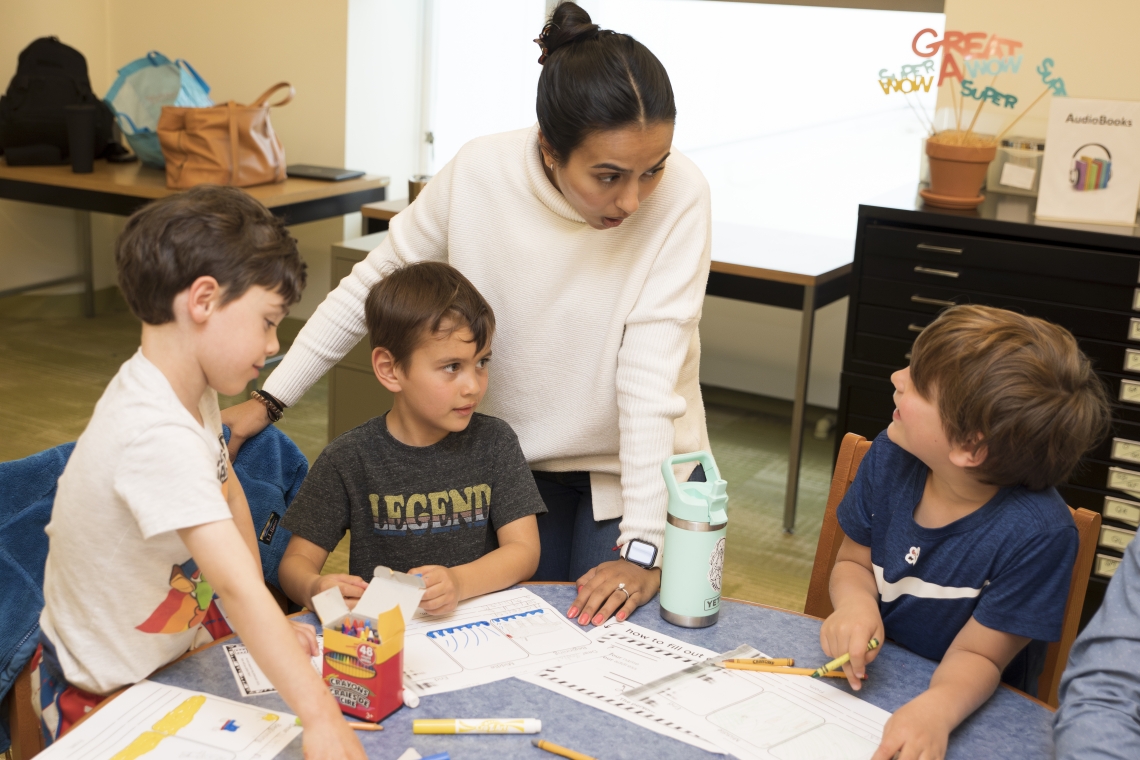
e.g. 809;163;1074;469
365;261;494;368
910;304;1110;490
116;185;306;325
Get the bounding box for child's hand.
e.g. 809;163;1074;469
871;695;951;760
290;620;320;656
300;715;368;760
409;565;461;615
819;598;884;691
308;574;369;610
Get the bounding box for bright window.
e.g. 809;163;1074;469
428;0;943;240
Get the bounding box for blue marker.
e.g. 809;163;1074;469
421;754;450;760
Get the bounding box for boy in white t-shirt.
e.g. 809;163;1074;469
35;186;365;759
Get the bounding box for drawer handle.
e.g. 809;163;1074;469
911;295;957;307
916;243;963;255
914;266;960;279
904;352;912;360
907;323;926;333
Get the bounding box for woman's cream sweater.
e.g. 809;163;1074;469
264;124;711;557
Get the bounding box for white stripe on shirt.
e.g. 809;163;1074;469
873;564;985;603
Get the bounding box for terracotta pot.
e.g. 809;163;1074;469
925;139;996;202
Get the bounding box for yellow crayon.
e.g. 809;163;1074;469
811;638;880;678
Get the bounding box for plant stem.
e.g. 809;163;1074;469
997;87;1052;140
965;73;999;137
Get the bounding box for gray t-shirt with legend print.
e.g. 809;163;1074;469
282;412;546;577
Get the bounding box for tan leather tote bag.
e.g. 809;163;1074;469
158;82;293;189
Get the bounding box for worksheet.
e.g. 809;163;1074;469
37;680;300;760
521;621;890;760
224;634;323;698
402;587;600;695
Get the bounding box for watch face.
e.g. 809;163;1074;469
626;541;656;567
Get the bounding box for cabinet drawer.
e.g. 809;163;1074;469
860;276;1134;344
1056;483;1140;530
852;333;912;372
1078;338;1140;377
1089;419;1140;463
1070;458;1140;497
843;413;891;442
855;304;938;341
866;224;1140;286
863;253;1140;314
842;377;895;419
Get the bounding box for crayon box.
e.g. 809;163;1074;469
311;567;425;722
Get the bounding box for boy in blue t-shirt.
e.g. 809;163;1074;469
823;304;1109;759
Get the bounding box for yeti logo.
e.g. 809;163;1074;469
905;546;921;566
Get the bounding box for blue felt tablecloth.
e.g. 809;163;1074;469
149;585;1053;759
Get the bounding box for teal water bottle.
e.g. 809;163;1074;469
659;451;728;628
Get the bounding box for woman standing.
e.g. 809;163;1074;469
224;2;712;627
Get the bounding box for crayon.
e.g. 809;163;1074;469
532;738;597;760
811;638;880;678
413;718;541;734
716;662;856;678
724;657;794;667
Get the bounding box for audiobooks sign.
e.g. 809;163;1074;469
1037;98;1140;226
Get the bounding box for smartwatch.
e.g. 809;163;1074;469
623;539;658;569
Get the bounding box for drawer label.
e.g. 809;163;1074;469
1126;349;1140;373
1112;438;1140;464
1134;288;1140;311
1095;554;1122;578
1100;525;1137;551
1105;496;1140;527
1131;318;1140;342
1108;466;1140;496
1121;380;1140;405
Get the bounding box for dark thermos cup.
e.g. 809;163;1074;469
64;104;96;173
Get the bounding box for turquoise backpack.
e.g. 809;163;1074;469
104;51;212;167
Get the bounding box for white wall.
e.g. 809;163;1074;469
937;0;1140;139
0;0;353;319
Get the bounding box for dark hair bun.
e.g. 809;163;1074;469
535;2;601;65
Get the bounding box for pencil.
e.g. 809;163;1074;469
811;638;880;678
717;662;857;679
532;738;597;760
294;719;383;730
723;657;794;667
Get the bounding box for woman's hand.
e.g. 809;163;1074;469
221;398;273;462
568;560;660;627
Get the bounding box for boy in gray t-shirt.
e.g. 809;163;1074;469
279;262;545;615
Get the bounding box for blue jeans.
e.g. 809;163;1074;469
531;465;706;582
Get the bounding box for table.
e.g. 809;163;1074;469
93;584;1053;759
362;203;852;532
0;159;389;316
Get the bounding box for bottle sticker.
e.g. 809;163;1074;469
708;537;726;593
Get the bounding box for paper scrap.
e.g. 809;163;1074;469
224;634;323;698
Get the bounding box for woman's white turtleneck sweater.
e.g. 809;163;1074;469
264;124;711;558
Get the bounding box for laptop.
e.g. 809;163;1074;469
286;164;366;181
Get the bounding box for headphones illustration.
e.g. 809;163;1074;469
1070;143;1112;191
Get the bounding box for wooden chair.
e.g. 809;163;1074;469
804;432;1102;707
7;657;43;760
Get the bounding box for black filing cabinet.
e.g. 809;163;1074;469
838;190;1140;629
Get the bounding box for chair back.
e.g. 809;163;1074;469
1;442;74;759
1039;506;1099;707
804;433;871;619
805;432;1103;708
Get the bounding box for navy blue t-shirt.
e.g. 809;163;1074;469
837;431;1078;662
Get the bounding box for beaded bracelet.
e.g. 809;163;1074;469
250;390;284;423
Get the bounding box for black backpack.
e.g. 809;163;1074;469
0;37;116;160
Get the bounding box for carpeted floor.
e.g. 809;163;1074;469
1;310;836;612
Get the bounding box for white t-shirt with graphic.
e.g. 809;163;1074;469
40;349;234;695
